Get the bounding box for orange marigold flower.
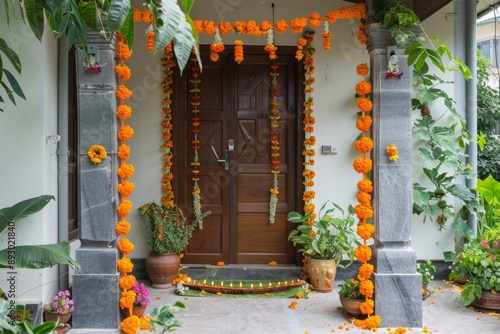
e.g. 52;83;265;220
290;17;308;33
118;180;135;197
202;20;217;34
354;245;372;263
288;301;298;309
142;9;154;23
356;63;369;76
118;125;134;142
354;137;374;153
118;237;135;255
360;299;375;315
357;191;371;205
357;179;373;193
116;104;132;120
355;80;372;96
353;157;373;174
115;64;131;81
275;20;288;33
217;261;225;266
119;275;136;290
234;40;244;63
268;261;278;266
233;21;246;33
193;20;203;34
364;315;381;329
116;84;132;101
117;199;133;218
219;21;233;34
139;316;151;330
356;115;372;132
270;188;279;195
357;97;373;112
115;221;131;235
356;28;367;45
117;257;134;274
260;20;273;32
308;12;323;28
357;223;376;240
116;40;132;60
359;263;374;279
119;314;140;334
118;144;131;160
133;8;142;22
360;280;374;298
146;32;156;53
354;204;374;219
322;32;332;51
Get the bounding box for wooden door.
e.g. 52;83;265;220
176;46;301;264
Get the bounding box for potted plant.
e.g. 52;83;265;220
288;201;359;292
42;290;74;324
138;202;198;288
417;260;436;298
449;227;500;309
122;282;150;318
338;278;365;317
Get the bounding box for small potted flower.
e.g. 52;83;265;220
417;260;436;297
338;278;365;317
122;282;151;317
43;290;74;324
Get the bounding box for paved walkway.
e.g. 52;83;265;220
69;281;500;334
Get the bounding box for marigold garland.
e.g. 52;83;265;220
234;40;244;63
210;28;225;62
115;35;142;332
269;59;280;224
87;144;107;164
160;44;176;207
352;61;380;329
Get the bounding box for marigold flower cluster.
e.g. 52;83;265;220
386;143;399;161
352;62;380;330
269;62;280;224
234;40;244;63
87;144;107;164
160;44;176;207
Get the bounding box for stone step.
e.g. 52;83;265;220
180;264;303;281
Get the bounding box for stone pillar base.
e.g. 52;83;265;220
72;274;120;328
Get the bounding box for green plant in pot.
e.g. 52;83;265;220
138;202;198;288
449;227;500;308
288;202;359;292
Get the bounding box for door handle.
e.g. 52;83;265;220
212;146;229;171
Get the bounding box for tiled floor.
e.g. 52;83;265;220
68;280;500;334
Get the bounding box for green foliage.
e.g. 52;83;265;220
0;299;57;334
288;202;359;265
449;228;500;306
148;301;186;333
1;0;199;111
475;176;500;236
338;278;364;300
416;260;436;284
138;202;198;255
0;195;79;269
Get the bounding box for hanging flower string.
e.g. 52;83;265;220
322;21;332;51
160;44;176;207
351;62;381;330
190;51;211;228
268;54;280;224
115;34;149;334
234;40;244;63
264;28;278;60
210;28;225;62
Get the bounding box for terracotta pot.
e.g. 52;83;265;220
339;294;364;317
122;305;147;318
472;290;500;311
43;311;72;324
55;324;71;333
307;258;337;293
145;252;181;288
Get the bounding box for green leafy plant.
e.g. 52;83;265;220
338;278;364;300
0;195;79;269
138;202;198;255
287;202;359;265
148;301;186;333
1;0;199;111
416;260;436;284
0;299;57;334
449;227;500;306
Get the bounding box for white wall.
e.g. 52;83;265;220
0;6;60;303
126;0;460;261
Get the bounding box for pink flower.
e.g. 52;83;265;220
494;241;499;247
492;255;497;261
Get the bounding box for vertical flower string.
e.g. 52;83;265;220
210;28;225;62
160;44;176;207
190;50;211;228
115;35;149;334
322;21;332;51
267;27;279;224
234;40;244;63
352;62;381;330
300;31;316;279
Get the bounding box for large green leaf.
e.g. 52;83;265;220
49;0;71;39
107;0;131;32
0;38;22;73
476;175;500;205
0;241;79;270
119;9;135;51
0;195;55;237
23;0;46;41
79;0;98;31
3;69;25;101
154;0;183;53
461;283;483;306
451;217;474;241
173;15;196;73
181;0;195;13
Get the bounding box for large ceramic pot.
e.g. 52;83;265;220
145;252;180;288
471;290;500;311
307;258;337;293
339;294;364;317
43;311;72;324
